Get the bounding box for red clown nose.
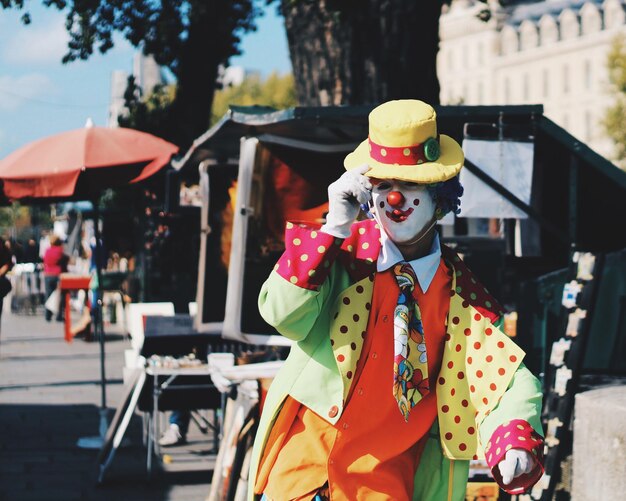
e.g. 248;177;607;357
387;191;405;208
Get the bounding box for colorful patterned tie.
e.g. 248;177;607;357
392;262;430;421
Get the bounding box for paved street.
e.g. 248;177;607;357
0;304;213;501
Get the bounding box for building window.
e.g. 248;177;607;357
581;4;602;34
563;65;570;93
520;20;539;50
584;60;592;91
502;26;519;55
543;68;549;98
539;15;558;45
559;10;580;40
605;0;626;29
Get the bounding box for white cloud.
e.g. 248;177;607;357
0;74;54;111
2;14;69;65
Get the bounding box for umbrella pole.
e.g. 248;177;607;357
77;201;108;449
94;202;107;411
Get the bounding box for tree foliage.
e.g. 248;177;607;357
119;71;295;134
603;35;626;168
1;0;264;148
211;72;296;124
0;203;39;240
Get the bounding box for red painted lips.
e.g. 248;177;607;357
385;207;414;223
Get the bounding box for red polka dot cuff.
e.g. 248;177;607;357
275;223;343;290
484;419;545;495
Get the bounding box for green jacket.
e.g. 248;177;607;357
249;220;543;501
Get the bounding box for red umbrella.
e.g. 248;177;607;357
0;125;178;448
0;125;178;199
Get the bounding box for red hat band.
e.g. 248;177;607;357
368;135;441;166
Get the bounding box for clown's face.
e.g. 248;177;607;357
370;179;436;244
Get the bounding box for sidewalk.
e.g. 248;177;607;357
0;308;212;501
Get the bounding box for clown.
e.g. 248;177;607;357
249;100;545;500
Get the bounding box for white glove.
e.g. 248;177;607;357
320;164;372;238
498;449;534;485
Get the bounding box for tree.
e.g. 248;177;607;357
211;72;297;124
279;0;444;106
603;35;626;169
1;0;263;148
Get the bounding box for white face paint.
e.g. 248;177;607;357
370;179;436;244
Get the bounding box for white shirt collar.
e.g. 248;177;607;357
377;229;442;293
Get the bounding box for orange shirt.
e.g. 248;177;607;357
256;259;452;501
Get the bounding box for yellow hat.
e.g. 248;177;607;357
344;100;464;184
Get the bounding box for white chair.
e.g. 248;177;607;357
123;302;175;385
126;302;175;353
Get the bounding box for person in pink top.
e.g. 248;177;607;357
43;235;68;322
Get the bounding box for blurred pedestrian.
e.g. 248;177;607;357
39;231;51;261
23;239;40;264
159;411;191;447
43;235;68;322
0;239;14;322
5;239;21;264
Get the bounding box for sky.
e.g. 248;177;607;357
0;4;292;158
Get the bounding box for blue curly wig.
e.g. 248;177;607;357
427;175;464;220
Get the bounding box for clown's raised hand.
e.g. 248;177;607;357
498;449;534;485
321;164;372;238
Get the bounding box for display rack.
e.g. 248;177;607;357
526;252;604;501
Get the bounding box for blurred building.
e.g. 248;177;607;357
438;0;626;159
133;53;163;97
217;65;247;88
108;70;130;128
107;54;164;127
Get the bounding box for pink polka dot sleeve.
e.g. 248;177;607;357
484;418;545;494
274;222;343;290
